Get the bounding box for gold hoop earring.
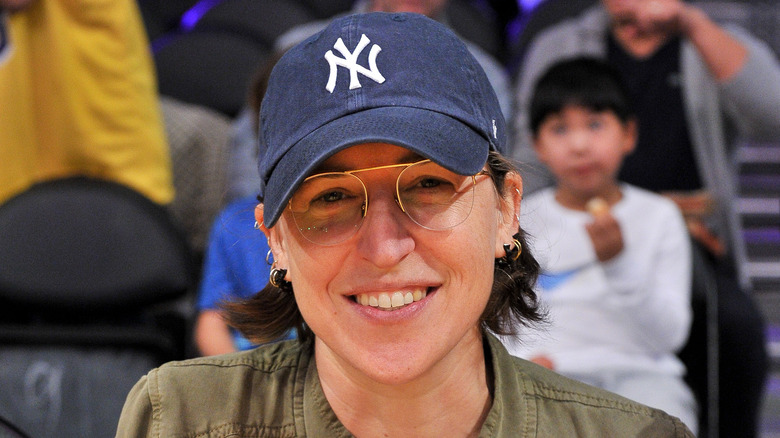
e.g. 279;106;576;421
503;238;522;261
269;262;288;288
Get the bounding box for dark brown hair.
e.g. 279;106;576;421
224;151;544;344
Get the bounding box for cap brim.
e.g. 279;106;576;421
263;106;489;226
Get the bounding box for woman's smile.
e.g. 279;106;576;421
353;287;429;310
344;285;439;326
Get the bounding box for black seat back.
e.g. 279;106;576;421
0;177;196;438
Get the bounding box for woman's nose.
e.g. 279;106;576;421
355;189;415;268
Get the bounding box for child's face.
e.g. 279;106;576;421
534;105;636;201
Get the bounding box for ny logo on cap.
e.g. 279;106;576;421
324;34;385;93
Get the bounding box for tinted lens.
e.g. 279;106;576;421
397;161;475;230
290;173;366;245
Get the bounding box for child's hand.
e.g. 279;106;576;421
585;198;624;262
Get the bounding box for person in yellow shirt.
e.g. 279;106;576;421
0;0;173;205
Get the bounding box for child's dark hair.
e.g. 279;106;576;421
529;57;634;135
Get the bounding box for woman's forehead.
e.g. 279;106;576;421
313;143;425;173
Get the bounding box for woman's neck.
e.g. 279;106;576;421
315;334;492;437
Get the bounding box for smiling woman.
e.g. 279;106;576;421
116;12;695;438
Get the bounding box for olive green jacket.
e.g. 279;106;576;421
115;334;693;437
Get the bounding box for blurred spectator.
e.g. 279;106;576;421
510;1;780;436
0;0;174;206
194;197;295;355
195;50;292;356
503;57;696;433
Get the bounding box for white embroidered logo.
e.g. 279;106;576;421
324;34;385;93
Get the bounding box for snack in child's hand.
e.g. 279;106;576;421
586;197;609;217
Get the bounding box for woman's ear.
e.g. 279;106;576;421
495;172;523;258
255;204;289;270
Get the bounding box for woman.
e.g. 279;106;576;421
116;12;693;437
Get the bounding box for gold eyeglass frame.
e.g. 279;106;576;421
287;159;489;245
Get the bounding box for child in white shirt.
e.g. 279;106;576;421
503;57;697;433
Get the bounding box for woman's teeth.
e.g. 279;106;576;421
355;289;427;310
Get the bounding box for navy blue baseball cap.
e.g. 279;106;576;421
258;12;506;226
